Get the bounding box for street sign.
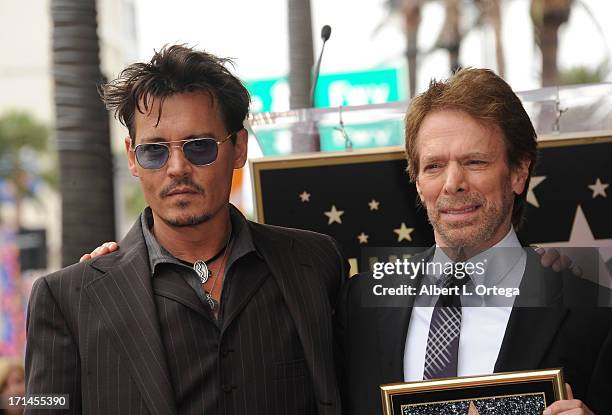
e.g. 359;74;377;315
245;68;404;113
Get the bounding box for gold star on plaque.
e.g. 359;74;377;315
368;199;380;210
588;178;609;198
299;191;311;202
393;222;414;242
324;205;344;225
357;232;369;244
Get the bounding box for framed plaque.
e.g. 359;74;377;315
380;368;565;415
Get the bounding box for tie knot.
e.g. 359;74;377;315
440;272;470;290
437;272;469;308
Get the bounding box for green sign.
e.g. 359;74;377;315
245;67;404;113
314;68;402;108
245;78;287;113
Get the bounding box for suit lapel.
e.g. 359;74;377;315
494;307;567;372
222;256;269;332
376;247;434;382
85;221;176;415
375;306;413;382
495;249;568;372
250;224;339;407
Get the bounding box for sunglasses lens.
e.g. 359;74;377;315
135;144;169;169
184;138;218;166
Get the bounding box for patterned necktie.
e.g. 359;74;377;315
423;272;469;380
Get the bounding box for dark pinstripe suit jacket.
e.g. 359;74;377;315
25;217;348;415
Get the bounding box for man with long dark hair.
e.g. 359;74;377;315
25;45;347;415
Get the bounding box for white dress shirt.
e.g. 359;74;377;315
403;227;527;381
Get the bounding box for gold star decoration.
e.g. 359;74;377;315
588;178;609;198
299;191;311;202
324;205;344;225
393;222;414;242
357;232;369;244
368;199;380;210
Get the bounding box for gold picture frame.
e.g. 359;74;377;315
380;368;566;415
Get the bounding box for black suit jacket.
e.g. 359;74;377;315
25;217;348;415
337;247;612;415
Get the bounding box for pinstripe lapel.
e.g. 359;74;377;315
249;224;339;412
86;220;177;415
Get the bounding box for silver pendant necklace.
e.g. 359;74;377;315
194;260;211;284
192;235;231;284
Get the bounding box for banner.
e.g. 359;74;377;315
0;227;25;357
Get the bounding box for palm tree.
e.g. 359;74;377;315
288;0;315;110
402;0;423;97
530;0;608;87
51;0;116;266
530;0;573;86
436;0;462;73
380;0;506;96
287;0;320;152
378;0;423;97
476;0;505;77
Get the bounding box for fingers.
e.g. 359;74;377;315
566;383;574;400
539;248;560;269
543;384;593;415
537;248;574;272
535;247;583;276
80;242;119;261
553;254;571;272
543;401;592;414
571;265;583;277
92;242;118;257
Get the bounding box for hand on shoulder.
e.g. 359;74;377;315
79;242;119;262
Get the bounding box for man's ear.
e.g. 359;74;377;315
125;136;139;177
511;159;531;195
232;129;248;169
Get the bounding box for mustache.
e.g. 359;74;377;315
435;193;484;210
159;177;205;198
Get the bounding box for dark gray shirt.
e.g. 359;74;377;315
141;204;259;318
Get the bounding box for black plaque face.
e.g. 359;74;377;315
400;392;546;414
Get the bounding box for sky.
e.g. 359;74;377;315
134;0;612;95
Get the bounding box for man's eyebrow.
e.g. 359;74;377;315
421;155;444;164
139;132;218;143
461;151;492;159
420;152;492;164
